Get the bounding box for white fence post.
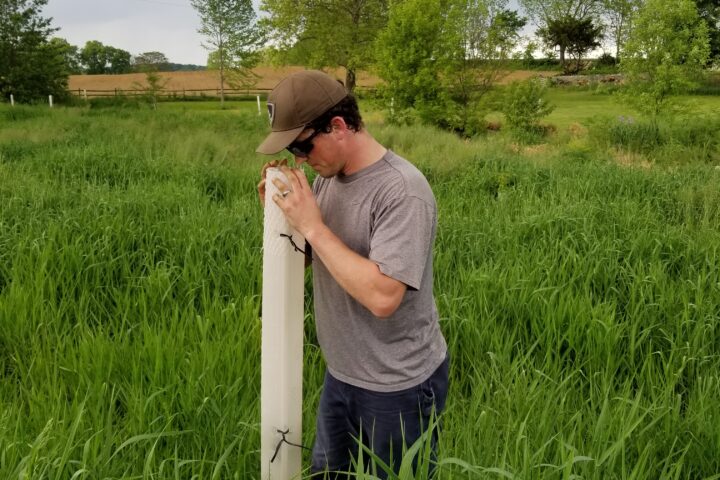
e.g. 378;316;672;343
49;95;53;108
83;89;88;101
261;168;305;480
10;94;14;106
257;95;262;116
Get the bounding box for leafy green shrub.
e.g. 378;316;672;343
375;0;523;137
592;81;623;95
501;79;555;135
595;53;617;67
590;54;620;74
509;56;562;71
621;0;710;116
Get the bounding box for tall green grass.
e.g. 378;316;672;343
1;101;719;478
588;113;720;164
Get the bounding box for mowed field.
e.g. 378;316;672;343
1;93;720;478
68;66;557;92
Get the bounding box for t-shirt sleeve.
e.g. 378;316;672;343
369;195;435;291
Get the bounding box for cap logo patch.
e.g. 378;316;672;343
267;103;275;126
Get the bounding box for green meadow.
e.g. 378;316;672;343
1;93;719;478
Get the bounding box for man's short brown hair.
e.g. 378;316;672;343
309;94;364;132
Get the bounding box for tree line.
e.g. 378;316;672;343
257;0;718;82
0;0;202;103
2;0;718;122
254;0;714;132
56;40;202;76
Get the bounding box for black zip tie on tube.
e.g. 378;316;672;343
280;233;312;260
271;428;311;463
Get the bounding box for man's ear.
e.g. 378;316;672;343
329;116;348;132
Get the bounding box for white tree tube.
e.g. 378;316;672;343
261;168;305;479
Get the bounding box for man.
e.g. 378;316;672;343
256;70;448;479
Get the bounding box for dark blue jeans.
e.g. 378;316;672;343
310;354;450;479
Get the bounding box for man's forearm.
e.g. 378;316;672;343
305;224;405;318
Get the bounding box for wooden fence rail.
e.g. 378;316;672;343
68;86;376;99
69;88;273;98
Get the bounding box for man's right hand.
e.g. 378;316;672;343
257;158;288;207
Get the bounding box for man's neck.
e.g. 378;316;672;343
340;130;387;176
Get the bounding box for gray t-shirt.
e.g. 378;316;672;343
311;150;447;392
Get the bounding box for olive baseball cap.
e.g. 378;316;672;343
256;70;348;154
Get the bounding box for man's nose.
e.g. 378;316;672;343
294;155;306;166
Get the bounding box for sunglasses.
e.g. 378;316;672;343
287;127;325;157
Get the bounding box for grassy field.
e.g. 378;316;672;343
1;93;720;479
543;89;720;130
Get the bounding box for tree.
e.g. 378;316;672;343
621;0;710;116
191;0;264;107
375;0;446;124
502;78;555;134
600;0;641;60
375;0;525;135
519;0;601;63
491;9;528;57
443;0;528;132
695;0;720;62
132;51;169;109
0;0;70;102
105;46;132;74
79;41;133;74
206;50;221;69
261;0;387;91
49;37;82;74
519;0;601;25
133;51;170;72
132;69;168;110
79;40;108;74
538;15;603;73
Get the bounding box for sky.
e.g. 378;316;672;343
43;0;262;66
43;0;526;67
